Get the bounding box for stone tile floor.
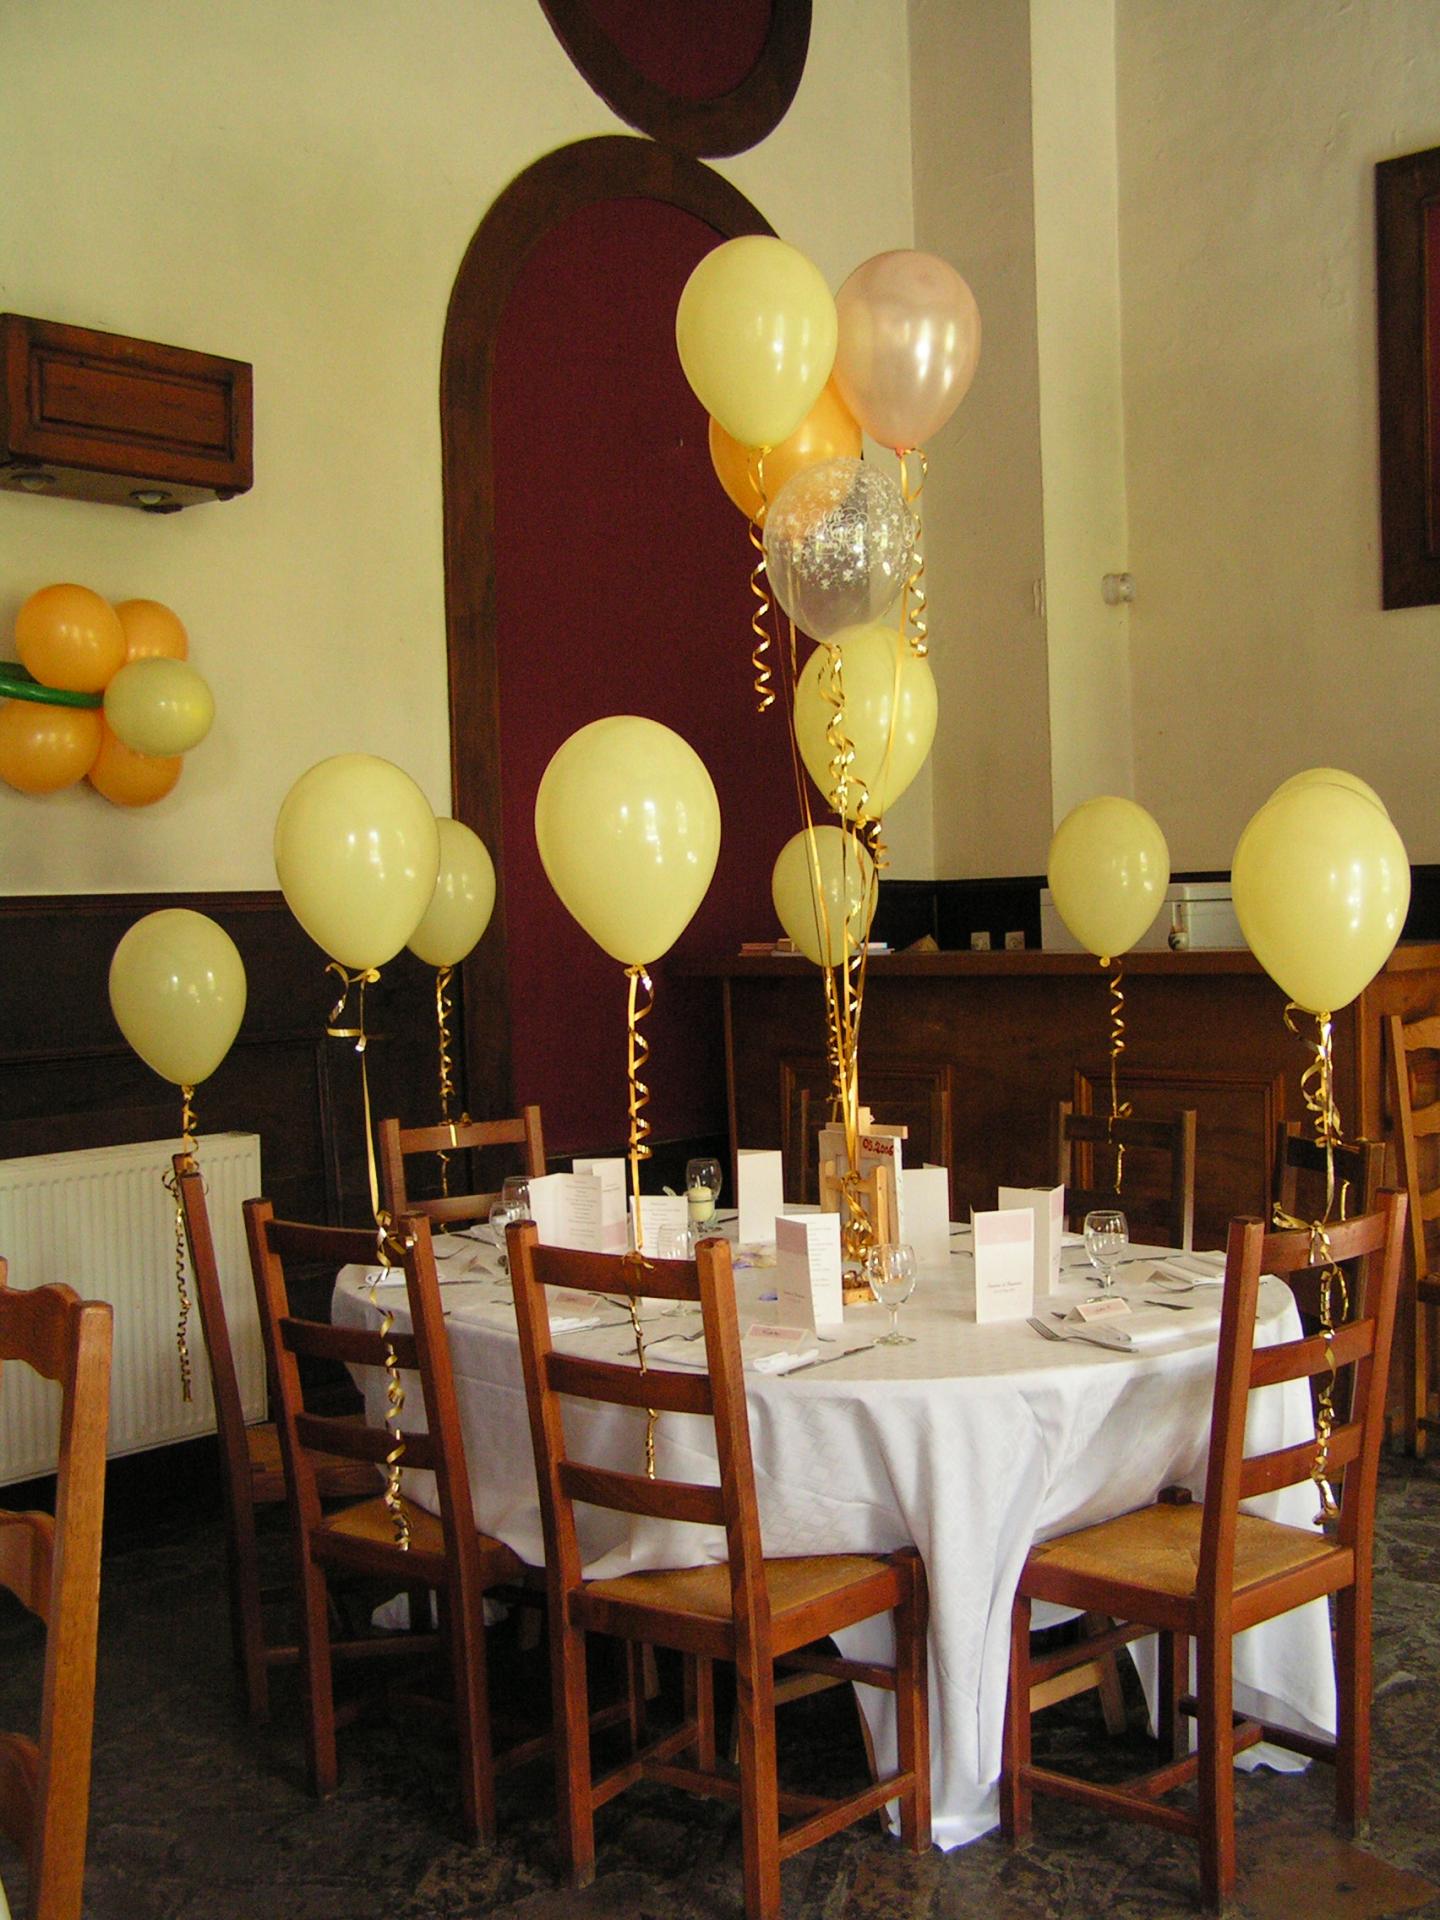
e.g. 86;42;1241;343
2;1454;1439;1919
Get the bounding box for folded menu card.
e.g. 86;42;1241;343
997;1184;1064;1296
528;1171;603;1251
572;1157;629;1252
629;1191;688;1255
973;1206;1036;1323
775;1212;844;1329
904;1165;952;1263
737;1148;785;1244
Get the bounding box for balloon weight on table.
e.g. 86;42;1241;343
87;723;182;806
104;658;214;756
793;621;937;820
534;716;721;968
833;249;981;452
109;908;247;1086
763;458;915;640
707;378;862;523
1232;783;1409;1014
1047;797;1170;959
274;753;440;971
407;818;496;968
771;825;876;968
0;699;102;794
15;583;126;693
676;234;837;450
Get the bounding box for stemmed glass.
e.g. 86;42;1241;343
1082;1208;1128;1292
685;1157;723;1237
864;1243;918;1345
488;1176;534;1270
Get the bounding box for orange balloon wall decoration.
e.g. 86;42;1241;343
0;700;103;794
87;721;183;807
115;597;189;662
15;583;127;692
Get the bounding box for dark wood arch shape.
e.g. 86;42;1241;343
441;135;773;1112
538;0;810;157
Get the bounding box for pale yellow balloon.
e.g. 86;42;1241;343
1047;797;1170;959
534;716;721;967
1232;784;1410;1014
793;623;938;820
407;818;496;968
104;658;214;756
771;826;876;968
274;753;440;970
676;235;838;449
1267;766;1388;816
108;909;247;1086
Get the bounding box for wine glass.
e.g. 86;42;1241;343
685;1157;723;1236
864;1243;918;1345
1082;1208;1128;1292
500;1174;533;1223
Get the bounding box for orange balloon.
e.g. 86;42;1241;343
115;598;189;662
14;583;127;692
0;699;103;794
87;722;182;807
708;377;863;521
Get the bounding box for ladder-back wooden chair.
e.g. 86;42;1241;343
1054;1100;1197;1251
1384;1013;1440;1454
1270;1122;1386;1323
173;1157;380;1723
507;1222;931;1920
0;1267;112;1920
244;1201;535;1842
1000;1190;1406;1911
377;1107;546;1230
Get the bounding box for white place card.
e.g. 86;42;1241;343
972;1206;1036;1323
572;1157;628;1252
997;1184;1064;1297
905;1165;952;1264
528;1171;602;1251
775;1212;844;1329
629;1191;689;1255
737;1148;785;1244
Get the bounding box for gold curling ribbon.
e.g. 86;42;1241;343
161;1086;199;1403
624;964;659;1478
1100;955;1134;1192
328;961;410;1547
1271;1007;1345;1525
433;963;460;1198
898;448;929;657
746;448;775;712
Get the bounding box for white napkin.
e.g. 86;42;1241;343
638;1329;827;1374
1150;1251;1227;1288
1051;1302;1221;1349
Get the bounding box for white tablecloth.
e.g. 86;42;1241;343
334;1228;1333;1849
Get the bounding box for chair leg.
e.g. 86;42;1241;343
624;1641;648;1752
552;1614;597;1887
226;1491;271;1724
685;1654;717;1772
1334;1580;1371;1836
443;1582;497;1846
296;1551;339;1798
1158;1628;1188;1761
999;1592;1032;1845
734;1652;781;1920
1082;1613;1128;1736
1195;1627;1236;1911
894;1553;931;1852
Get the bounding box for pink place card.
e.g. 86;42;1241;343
972;1206;1036;1323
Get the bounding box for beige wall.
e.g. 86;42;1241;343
0;0;922;895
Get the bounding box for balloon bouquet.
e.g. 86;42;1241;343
0;584;215;803
677;235;979;1267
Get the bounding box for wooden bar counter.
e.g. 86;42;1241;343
679;943;1440;1249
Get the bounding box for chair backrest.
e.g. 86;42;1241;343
1384;1012;1440;1295
173;1156;256;1508
507;1225;769;1636
1054;1099;1197;1250
377;1107;547;1228
0;1267;113;1920
1199;1191;1406;1593
242;1203;480;1568
1271;1122;1385;1226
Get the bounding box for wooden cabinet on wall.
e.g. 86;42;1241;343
683;944;1440;1248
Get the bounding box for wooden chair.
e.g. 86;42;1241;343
1000;1190;1407;1911
244;1201;533;1841
173;1157;379;1724
1270;1122;1386;1325
377;1106;546;1229
507;1223;931;1920
0;1265;112;1920
1054;1099;1197;1251
1384;1013;1440;1454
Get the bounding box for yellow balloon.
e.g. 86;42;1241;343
104;658;214;756
274;754;440;970
708;378;862;521
771;826;876;967
1267;766;1388;816
676;235;838;449
1232;784;1410;1014
108;909;247;1086
534;716;721;967
1047;797;1170;958
407;818;496;968
793;623;937;820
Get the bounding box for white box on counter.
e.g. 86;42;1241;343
1040;880;1243;953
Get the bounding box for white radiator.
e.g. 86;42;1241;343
0;1132;265;1485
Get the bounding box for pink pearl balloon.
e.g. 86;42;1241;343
833;251;981;453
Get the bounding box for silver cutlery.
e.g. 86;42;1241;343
1027;1316;1123;1352
780;1340;881;1374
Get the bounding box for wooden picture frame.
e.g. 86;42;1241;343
1376;144;1440;609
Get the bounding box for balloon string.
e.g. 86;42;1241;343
1101;956;1133;1192
434;963;457;1198
162;1087;199;1403
327;961;410;1547
898;448;929;657
820;641;864;823
624;965;658;1478
746;448;774;713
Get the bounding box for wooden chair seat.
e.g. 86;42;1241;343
582;1553;906;1655
316;1494;526;1588
245;1419;378;1505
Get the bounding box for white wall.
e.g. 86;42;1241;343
0;0;922;894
